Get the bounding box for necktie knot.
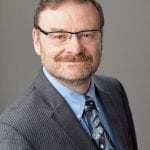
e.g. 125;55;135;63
84;100;95;112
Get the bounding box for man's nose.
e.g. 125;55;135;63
65;35;84;54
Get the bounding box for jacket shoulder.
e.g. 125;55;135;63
0;81;53;130
93;74;124;93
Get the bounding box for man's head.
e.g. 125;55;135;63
32;0;104;86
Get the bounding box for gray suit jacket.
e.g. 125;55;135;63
0;69;137;150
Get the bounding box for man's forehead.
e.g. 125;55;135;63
38;3;100;29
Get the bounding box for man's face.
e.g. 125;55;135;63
33;2;102;85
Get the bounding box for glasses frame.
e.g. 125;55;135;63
35;25;103;44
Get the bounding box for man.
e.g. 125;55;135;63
0;0;137;149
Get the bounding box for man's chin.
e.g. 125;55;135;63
53;74;91;86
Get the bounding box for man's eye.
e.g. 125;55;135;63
48;33;68;43
52;33;67;40
83;33;92;37
82;33;94;39
54;35;64;39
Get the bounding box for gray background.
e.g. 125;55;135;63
0;0;150;149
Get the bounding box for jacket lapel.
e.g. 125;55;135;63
53;98;97;150
94;77;128;149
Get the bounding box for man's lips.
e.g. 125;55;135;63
59;60;88;62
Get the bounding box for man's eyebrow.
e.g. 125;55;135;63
48;27;101;32
49;28;67;32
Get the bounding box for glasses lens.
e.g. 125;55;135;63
48;32;69;44
78;31;101;43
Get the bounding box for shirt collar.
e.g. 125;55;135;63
43;67;96;120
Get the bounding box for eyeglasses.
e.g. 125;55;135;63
36;26;103;45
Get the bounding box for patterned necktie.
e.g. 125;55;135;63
84;96;115;150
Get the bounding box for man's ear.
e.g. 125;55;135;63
32;28;41;55
100;32;103;51
101;38;103;51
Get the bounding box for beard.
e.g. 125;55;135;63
41;51;101;86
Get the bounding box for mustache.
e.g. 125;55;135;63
55;53;93;62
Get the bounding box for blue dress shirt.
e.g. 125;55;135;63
43;67;119;149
